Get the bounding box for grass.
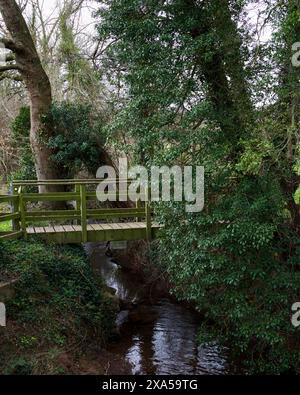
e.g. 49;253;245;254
0;220;12;232
0;200;12;232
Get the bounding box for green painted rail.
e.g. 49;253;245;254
0;179;160;244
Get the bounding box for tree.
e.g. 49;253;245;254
271;0;300;231
0;0;62;192
97;0;300;373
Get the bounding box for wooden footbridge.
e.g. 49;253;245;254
0;179;160;244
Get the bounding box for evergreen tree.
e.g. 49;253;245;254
97;0;300;373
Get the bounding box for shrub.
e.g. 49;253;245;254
0;239;116;374
47;102;107;176
155;175;300;374
9;103;107;182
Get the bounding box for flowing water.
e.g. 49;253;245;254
86;244;229;375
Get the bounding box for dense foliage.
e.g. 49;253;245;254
47;102;107;176
98;0;300;373
10;102;107;180
0;239;116;374
10;107;36;182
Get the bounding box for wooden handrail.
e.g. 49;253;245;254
0;213;20;221
80;184;87;243
0;195;19;202
0;179;154;243
11;178;135;187
145;186;152;241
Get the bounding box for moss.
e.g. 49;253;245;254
0;239;117;374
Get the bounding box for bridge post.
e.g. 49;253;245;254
9;182;20;232
75;184;80;225
18;187;26;239
145;187;151;242
136;198;141;222
80;184;87;243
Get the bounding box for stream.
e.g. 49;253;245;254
86;243;229;375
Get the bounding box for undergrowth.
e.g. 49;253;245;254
0;239;117;374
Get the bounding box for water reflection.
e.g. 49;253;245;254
126;335;144;375
88;245;141;302
125;300;227;375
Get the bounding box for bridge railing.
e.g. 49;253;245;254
0;194;22;240
0;179;152;242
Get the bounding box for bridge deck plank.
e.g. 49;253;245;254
26;222;153;234
27;227;35;234
44;226;56;233
89;224;104;231
54;226;65;233
63;225;74;232
110;223;123;230
34;227;46;234
25;222;161;243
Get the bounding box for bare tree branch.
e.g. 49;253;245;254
0;63;20;72
0;36;19;52
0;71;22;81
5;52;15;61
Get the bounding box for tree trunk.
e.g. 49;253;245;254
0;0;62;194
186;0;253;145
